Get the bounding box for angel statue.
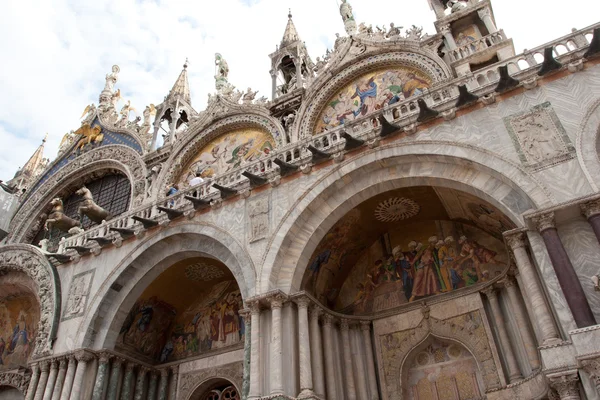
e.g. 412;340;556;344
120;100;137;120
103;65;120;92
215;53;230;92
80;104;96;124
142;104;157;125
339;0;357;35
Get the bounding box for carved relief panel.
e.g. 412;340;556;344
247;194;270;243
62;269;95;321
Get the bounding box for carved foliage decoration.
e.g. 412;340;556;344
178;362;243;400
0;371;30;394
504;102;576;170
379;310;501;400
0;245;61;358
9;145;146;243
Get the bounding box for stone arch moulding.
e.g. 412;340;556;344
76;223;256;350
576;97;600;192
0;244;62;359
381;310;503;400
259;142;554;294
0;371;31;394
178;363;243;400
159;110;285;195
8;145;146;244
297;49;453;138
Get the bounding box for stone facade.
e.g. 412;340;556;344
1;1;600;399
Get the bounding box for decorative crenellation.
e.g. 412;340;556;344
532;212;556;233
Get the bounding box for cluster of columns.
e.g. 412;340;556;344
24;351;179;400
246;294;380;400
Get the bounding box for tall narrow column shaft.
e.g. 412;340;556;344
484;288;522;382
59;357;76;400
478;7;498;33
309;307;325;399
106;357;124;400
119;362;136;400
133;367;148;400
534;212;596;328
147;371;158;400
340;319;357;400
26;364;41;400
51;359;68;400
296;296;315;398
322;315;338;400
42;360;59;400
157;369;169;400
240;310;251;400
91;353;111;400
505;232;560;344
34;362;50;400
360;321;379;400
269;295;285;395
248;302;261;399
168;365;178;400
70;351;94;400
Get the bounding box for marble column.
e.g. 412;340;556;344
483;287;522;383
43;360;59;400
440;24;458;50
505;232;560;344
270;295;285;396
309;306;325;399
322;314;338;400
296;296;315;398
157;369;169;400
168;365;179;400
249;302;261;399
26;364;40;400
239;309;251;400
133;366;148;400
59;357;76;400
360;321;379;400
51;359;68;400
581;200;600;246
502;275;541;371
120;362;136;400
549;372;581;400
34;361;50;400
340;319;357;400
147;371;158;400
478;7;498;33
91;353;111;400
70;350;94;400
533;212;596;328
106;357;124;400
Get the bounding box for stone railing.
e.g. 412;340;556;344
55;22;599;259
449;30;507;62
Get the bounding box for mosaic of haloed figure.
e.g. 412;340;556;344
118;258;244;363
314;67;431;133
302;187;513;315
0;292;39;370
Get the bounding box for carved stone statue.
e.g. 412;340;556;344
73;124;103;151
103;65;120;92
448;0;468;13
242;88;259;104
387;23;403;38
215;53;231;93
76;187;112;224
45;198;81;232
120;100;136;121
340;0;357;35
405;25;424;41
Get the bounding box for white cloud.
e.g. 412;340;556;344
0;0;597;180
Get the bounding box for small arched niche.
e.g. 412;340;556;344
404;337;485;400
116;257;245;364
189;378;240;400
0;271;41;371
301;186;513;315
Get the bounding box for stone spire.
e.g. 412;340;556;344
281;10;300;47
166;58;192;105
8;134;49;192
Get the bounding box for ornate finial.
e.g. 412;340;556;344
183;58;189;69
288;8;292;19
43;133;48;143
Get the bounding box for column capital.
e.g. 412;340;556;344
322;313;336;326
74;349;95;363
111;356;126;366
238;308;251;321
170;365;179;375
440;24;452;34
359;320;372;331
66;354;76;366
500;275;517;289
294;295;311;309
98;352;112;364
532;212;556;233
340;318;351;331
138;366;150;375
125;361;137;372
58;357;68;370
481;286;498;299
159;368;170;378
581;199;600;219
269;293;287;309
581;358;600;386
548;371;580;399
309;305;323;321
477;6;492;19
504;231;526;250
249;300;261;315
49;359;58;369
40;360;50;372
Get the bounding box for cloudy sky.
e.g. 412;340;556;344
0;0;597;181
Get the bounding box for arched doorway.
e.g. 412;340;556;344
189;379;240;400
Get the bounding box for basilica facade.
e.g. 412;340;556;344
1;0;600;399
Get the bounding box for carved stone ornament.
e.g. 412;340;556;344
380;310;501;400
178;362;243;400
247;196;270;243
62;269;95;321
580;358;600;387
581;199;600;219
0;371;31;394
9;145;146;243
504;232;526;250
548;372;580;399
0;245;61;358
532;212;556;233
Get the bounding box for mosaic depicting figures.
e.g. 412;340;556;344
0;294;39;370
315;67;431;133
117;279;244;363
178;128;275;186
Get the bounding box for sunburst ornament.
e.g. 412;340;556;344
374;197;420;222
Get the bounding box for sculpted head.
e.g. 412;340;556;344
50;198;63;207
